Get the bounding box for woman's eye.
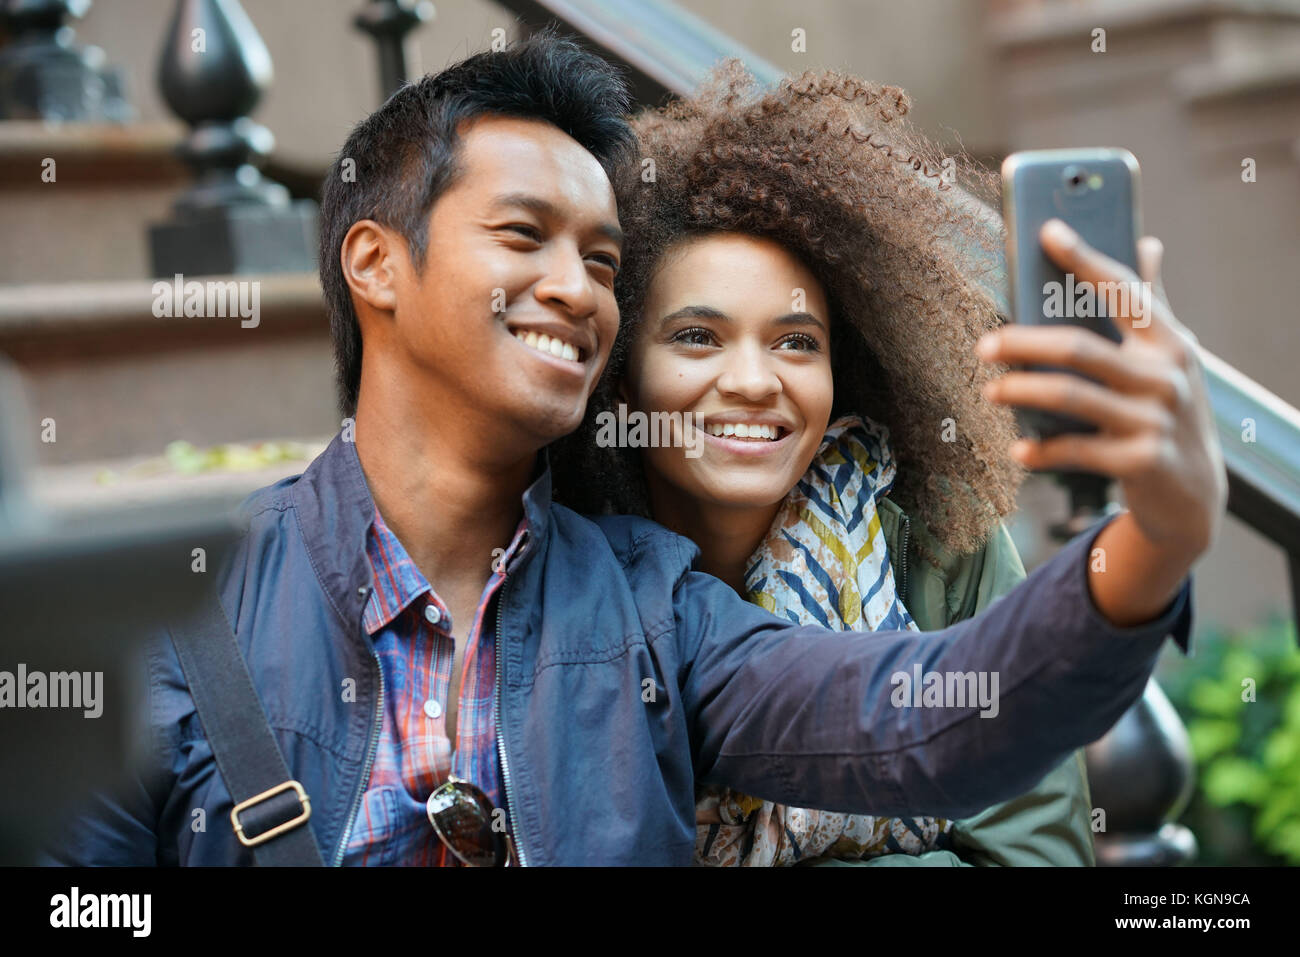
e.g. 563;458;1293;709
670;327;715;347
779;333;822;352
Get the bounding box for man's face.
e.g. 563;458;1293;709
391;115;623;449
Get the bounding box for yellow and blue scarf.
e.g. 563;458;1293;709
745;413;917;633
695;413;952;866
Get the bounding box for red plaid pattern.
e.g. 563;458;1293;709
343;504;528;866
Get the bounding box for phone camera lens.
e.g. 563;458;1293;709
1062;165;1088;194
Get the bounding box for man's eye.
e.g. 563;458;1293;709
588;254;620;274
505;224;542;241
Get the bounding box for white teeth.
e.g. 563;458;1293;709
705;423;781;440
513;329;582;363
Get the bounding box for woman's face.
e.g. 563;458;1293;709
621;232;834;512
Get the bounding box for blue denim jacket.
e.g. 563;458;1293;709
43;432;1191;866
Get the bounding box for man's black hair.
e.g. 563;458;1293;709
318;28;635;417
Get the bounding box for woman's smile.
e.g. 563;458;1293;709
696;416;798;456
619;232;834;512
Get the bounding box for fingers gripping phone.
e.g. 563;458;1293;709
1001;148;1142;440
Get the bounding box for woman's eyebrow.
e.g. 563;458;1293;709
660;305;729;325
658;306;827;334
772;312;828;334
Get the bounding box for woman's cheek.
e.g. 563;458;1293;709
653;359;709;409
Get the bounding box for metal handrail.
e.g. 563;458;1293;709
1201;347;1300;555
1201;348;1300;627
499;0;780;101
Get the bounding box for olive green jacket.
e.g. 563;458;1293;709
814;495;1095;866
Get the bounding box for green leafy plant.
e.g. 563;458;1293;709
1160;615;1300;865
162;439;313;474
95;439;314;484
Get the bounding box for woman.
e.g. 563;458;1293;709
551;63;1094;865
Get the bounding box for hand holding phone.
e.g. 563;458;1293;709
1001;148;1141;439
975;213;1227;567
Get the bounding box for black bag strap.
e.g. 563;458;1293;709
169;585;325;866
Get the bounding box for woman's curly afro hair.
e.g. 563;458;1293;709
550;61;1027;559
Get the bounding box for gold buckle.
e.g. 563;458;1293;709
230;780;312;848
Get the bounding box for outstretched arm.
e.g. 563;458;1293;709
830;223;1222;859
840;520;1097;867
679;509;1190;822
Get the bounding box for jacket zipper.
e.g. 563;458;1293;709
495;576;530;866
333;604;385;867
897;512;912;601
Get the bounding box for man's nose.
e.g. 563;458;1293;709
533;243;598;319
715;340;781;401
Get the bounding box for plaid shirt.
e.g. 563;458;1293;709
343;504;529;866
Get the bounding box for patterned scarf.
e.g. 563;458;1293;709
694;413;953;866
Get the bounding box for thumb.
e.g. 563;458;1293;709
1137;235;1168;307
1138;235;1200;349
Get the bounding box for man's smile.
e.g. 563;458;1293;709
506;323;589;375
502;313;595;377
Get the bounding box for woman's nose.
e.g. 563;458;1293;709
715;341;781;401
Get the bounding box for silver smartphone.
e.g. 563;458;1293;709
1001;148;1142;439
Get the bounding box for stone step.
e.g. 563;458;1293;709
0;120;328;283
0;122;189;283
0;273;339;466
28;437;329;520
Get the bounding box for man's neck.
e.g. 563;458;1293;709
645;472;781;596
353;394;536;590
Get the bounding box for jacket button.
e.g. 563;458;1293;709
424;699;442;719
424;604;443;626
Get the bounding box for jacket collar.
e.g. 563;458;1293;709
290;431;553;629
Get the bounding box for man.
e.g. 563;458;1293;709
45;32;1221;866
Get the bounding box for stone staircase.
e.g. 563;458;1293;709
0;122;336;511
0;8;338;519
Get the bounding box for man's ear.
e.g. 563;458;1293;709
341;219;401;314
